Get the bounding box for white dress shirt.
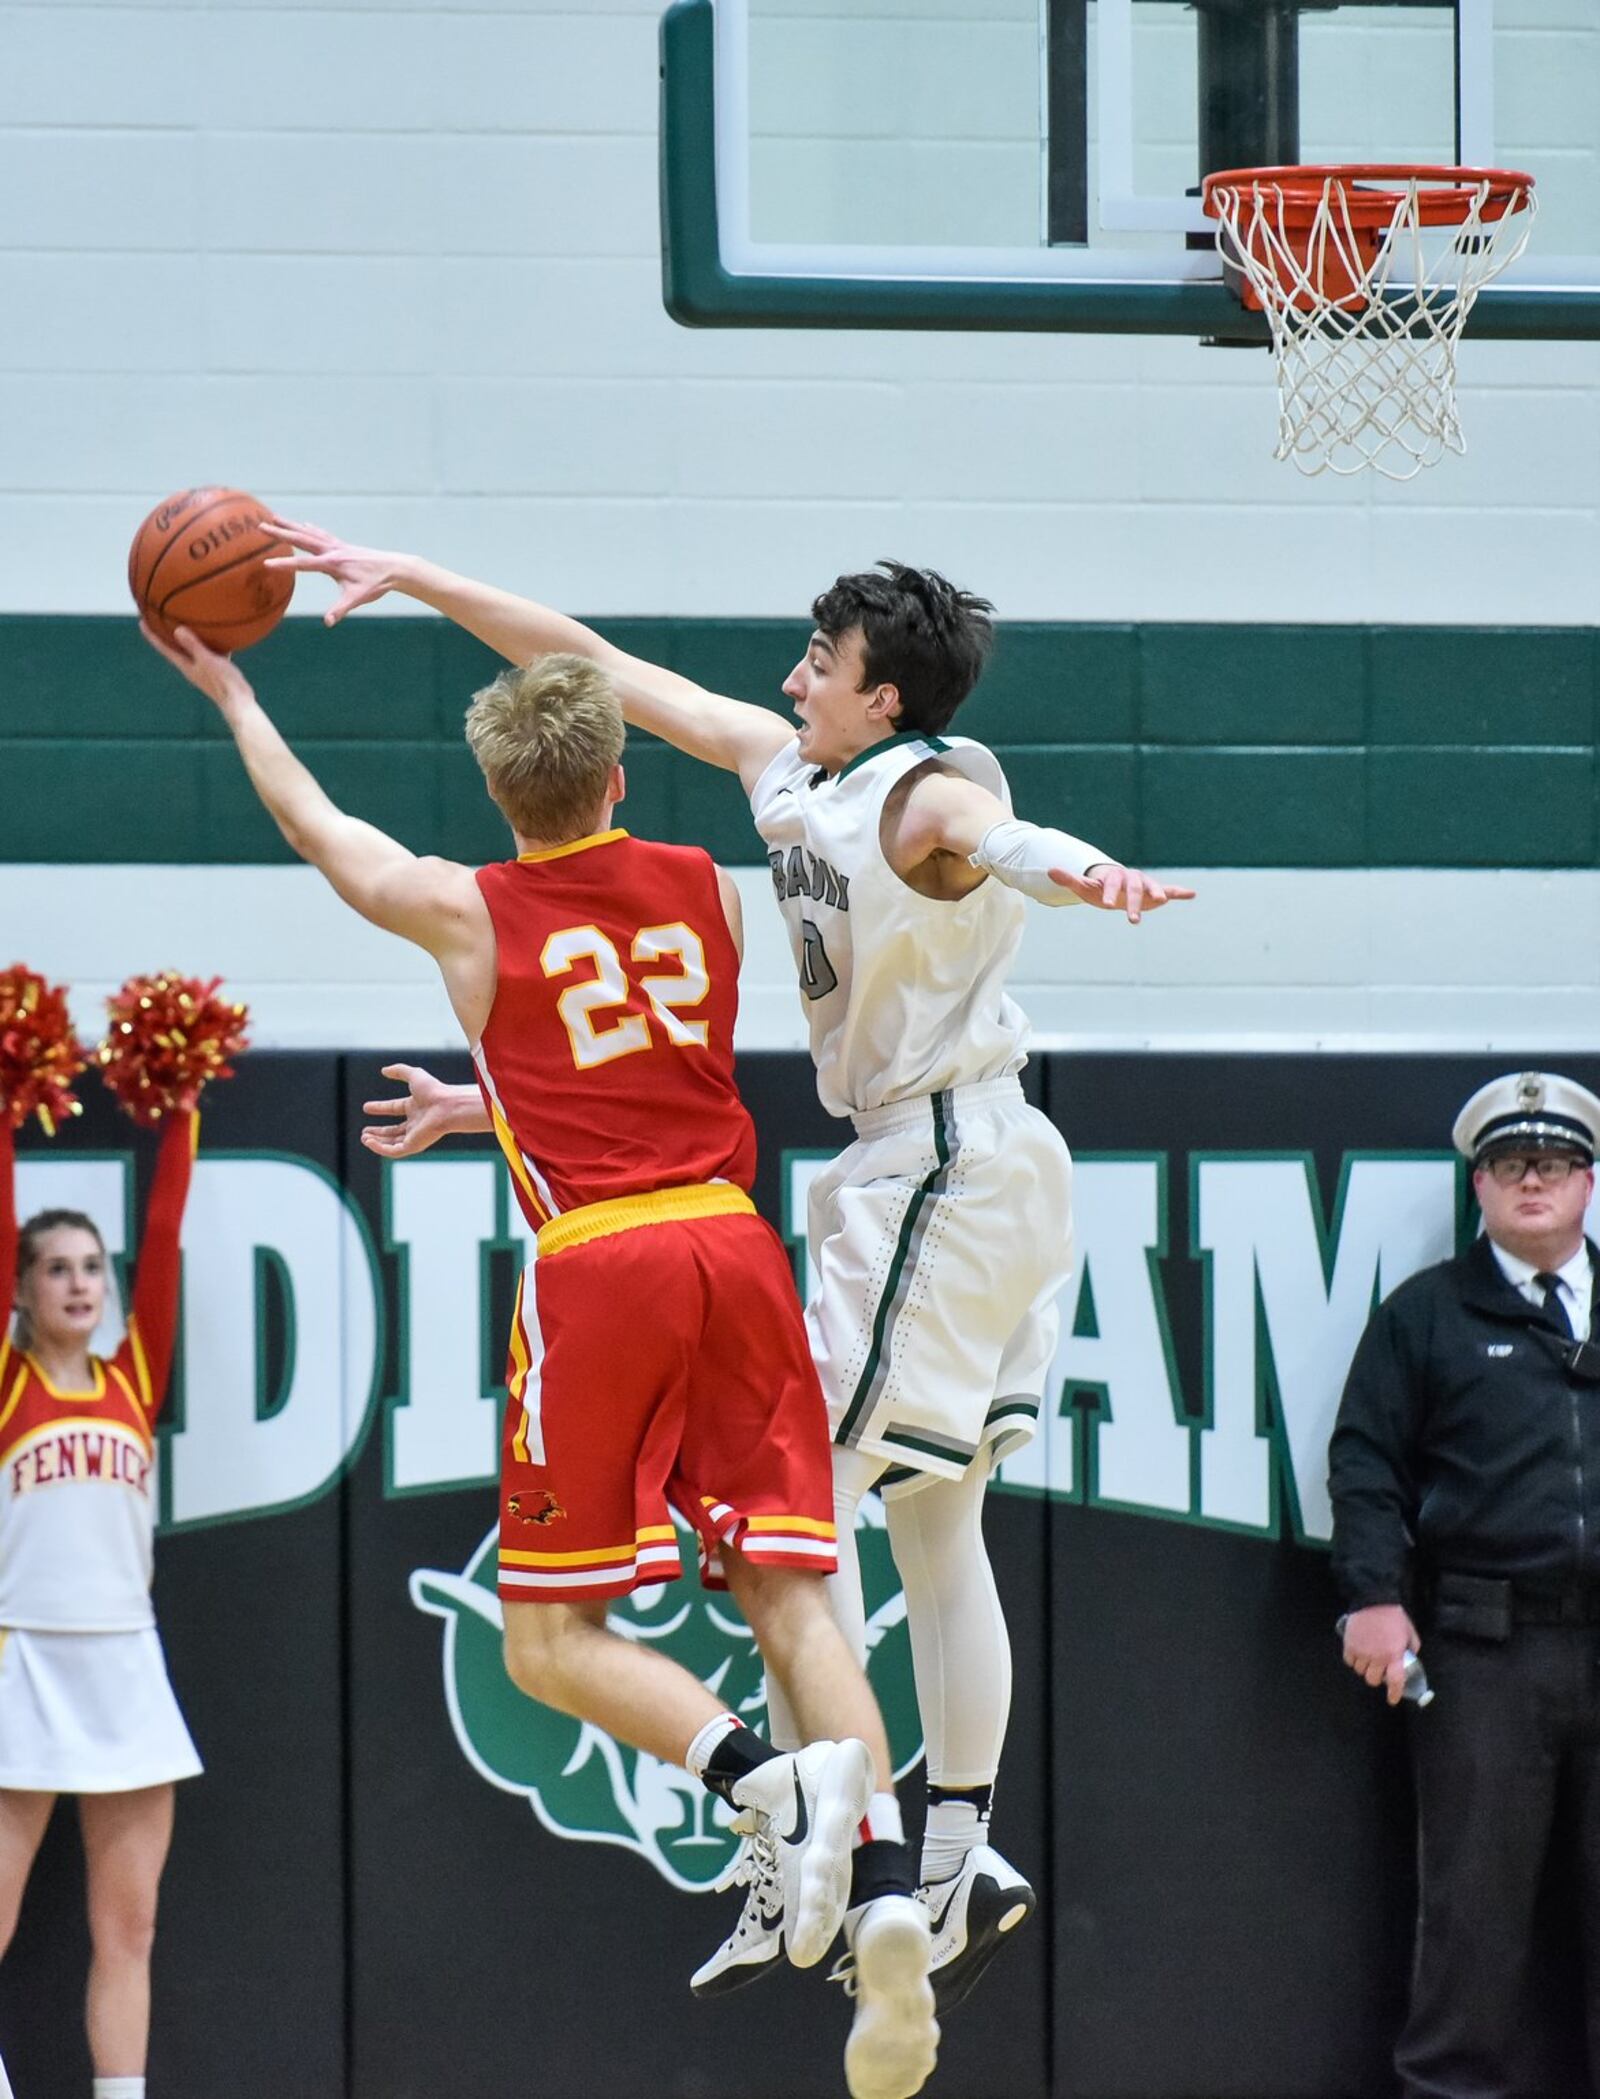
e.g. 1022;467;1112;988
1489;1238;1594;1342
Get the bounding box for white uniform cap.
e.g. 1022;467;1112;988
1452;1070;1600;1166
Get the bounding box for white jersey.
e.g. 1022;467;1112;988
749;732;1032;1118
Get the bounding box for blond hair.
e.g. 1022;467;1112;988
464;655;625;844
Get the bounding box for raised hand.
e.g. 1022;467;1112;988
259;517;404;626
140;620;255;716
361;1063;475;1160
1048;864;1197;924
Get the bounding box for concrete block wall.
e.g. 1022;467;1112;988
1;0;1596;1049
2;0;1597;623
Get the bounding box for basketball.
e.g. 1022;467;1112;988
128;487;293;652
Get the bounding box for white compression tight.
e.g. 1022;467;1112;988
765;1445;1012;1789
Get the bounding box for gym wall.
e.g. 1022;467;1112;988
3;2;1595;625
1;2;1595;1048
2;8;1597;2096
8;1049;1596;2099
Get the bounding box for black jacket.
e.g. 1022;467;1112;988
1328;1234;1600;1612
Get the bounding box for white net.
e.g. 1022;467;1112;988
1204;171;1537;480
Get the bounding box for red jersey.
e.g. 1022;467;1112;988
473;829;757;1232
0;1112;195;1630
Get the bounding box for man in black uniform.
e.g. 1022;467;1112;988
1330;1068;1600;2099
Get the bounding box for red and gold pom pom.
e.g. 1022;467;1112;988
96;971;251;1126
0;964;88;1136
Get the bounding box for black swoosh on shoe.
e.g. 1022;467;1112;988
784;1767;809;1847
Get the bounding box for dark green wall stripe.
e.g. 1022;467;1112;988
3;616;1596;868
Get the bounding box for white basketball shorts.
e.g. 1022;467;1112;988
804;1076;1072;1495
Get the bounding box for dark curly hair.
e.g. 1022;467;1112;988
810;561;994;737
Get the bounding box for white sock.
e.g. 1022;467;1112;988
683;1712;742;1778
862;1791;904;1845
922;1797;988;1884
761;1670;802;1752
94;2081;146;2099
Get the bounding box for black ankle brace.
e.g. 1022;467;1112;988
848;1837;916;1908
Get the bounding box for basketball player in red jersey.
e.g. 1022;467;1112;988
142;623;938;2099
0;1108;202;2099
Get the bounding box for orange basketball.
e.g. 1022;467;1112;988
128;487;294;652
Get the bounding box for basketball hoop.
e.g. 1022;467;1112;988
1201;166;1536;480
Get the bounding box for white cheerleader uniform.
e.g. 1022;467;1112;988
0;1114;202;1792
0;1354;202;1792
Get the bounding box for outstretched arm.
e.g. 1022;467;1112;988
0;1123;16;1387
143;623;486;950
362;1065;490;1160
123;1108;198;1419
260;521;792;791
893;768;1196;924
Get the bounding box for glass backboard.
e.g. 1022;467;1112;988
660;0;1600;337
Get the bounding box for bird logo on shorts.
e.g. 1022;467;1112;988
508;1489;566;1527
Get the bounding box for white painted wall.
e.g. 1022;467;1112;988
2;2;1594;1047
6;864;1597;1054
2;0;1596;626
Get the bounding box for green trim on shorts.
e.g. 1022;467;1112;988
881;1426;977;1465
833;1090;952;1448
985;1398;1040;1428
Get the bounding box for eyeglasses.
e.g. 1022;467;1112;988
1482;1153;1587;1187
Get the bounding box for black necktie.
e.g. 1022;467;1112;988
1534;1271;1570;1337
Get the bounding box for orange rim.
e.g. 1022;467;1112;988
1201;165;1535;230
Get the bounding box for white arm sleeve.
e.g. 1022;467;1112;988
968;817;1110;907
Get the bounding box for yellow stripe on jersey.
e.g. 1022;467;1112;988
0;1358;30;1445
516;827;629;865
109;1358;147;1421
103;1360;153;1444
5;1414;153;1462
507;1274;533;1466
485;1095;552;1230
536;1182;754;1258
125;1317;153;1413
744;1515;836;1538
20;1355;107;1403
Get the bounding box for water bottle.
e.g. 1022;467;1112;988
1398;1651;1434;1706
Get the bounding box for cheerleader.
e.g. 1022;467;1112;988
0;1105;200;2099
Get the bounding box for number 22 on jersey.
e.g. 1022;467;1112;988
542;921;711;1070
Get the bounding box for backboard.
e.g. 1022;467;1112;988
659;0;1600;338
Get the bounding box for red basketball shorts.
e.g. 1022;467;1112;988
496;1207;837;1604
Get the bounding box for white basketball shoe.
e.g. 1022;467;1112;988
839;1894;939;2099
920;1843;1036;2011
689;1810;784;1998
724;1738;874;1970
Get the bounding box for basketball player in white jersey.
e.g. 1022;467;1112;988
261;522;1192;2009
